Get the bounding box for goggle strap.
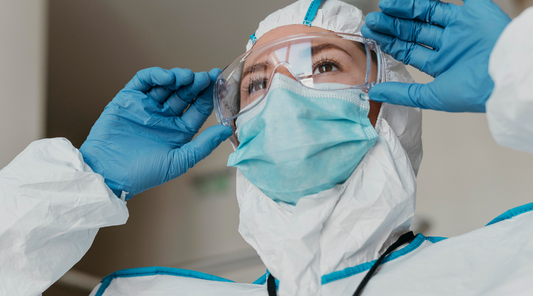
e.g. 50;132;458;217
250;33;258;45
303;0;323;26
249;0;323;45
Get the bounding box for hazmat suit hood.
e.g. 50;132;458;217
245;0;422;173
236;1;423;295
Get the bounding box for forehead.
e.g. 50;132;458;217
253;25;332;48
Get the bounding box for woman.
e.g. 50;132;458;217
1;1;532;296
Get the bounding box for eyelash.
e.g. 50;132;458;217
242;56;343;94
312;56;342;73
242;76;268;95
241;72;269;98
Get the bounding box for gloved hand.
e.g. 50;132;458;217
361;0;511;112
80;67;233;200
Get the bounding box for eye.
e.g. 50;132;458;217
313;61;339;75
249;78;268;94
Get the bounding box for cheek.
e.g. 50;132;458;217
368;100;382;127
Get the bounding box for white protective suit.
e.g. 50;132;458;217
1;1;533;296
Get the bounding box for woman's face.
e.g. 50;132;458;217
251;24;382;127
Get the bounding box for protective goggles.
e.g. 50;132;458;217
213;32;386;142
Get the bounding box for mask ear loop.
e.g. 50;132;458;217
363;38;387;131
374;41;386;84
364;39;372;88
229;119;239;150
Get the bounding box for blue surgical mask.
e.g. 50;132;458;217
227;74;378;205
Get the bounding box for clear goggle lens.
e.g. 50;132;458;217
214;32;385;147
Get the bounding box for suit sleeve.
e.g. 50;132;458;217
0;138;129;296
486;7;533;153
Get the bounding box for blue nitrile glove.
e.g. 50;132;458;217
361;0;511;112
80;67;233;200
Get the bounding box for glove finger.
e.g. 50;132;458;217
147;86;173;104
362;26;435;76
166;71;210;116
161;68;195;115
365;13;443;50
125;67;176;94
168;124;233;179
180;68;221;132
165;92;191;116
177;72;211;102
146;68;195;105
169;68;194;90
369;81;443;110
379;0;458;27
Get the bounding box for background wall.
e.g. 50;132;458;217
0;1;46;168
0;1;531;295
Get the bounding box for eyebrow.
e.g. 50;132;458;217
310;43;352;57
240;43;353;80
241;61;271;81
